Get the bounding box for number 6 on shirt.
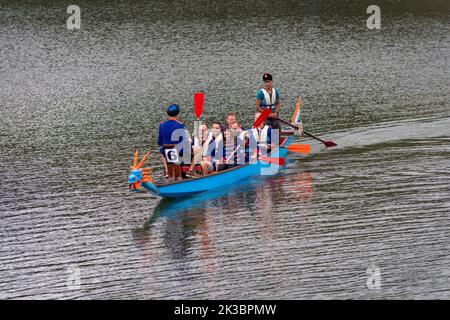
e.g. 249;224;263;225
165;148;180;164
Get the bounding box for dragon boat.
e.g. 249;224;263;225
128;130;297;198
126;96;326;199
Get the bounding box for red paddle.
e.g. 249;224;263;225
287;143;310;154
194;92;204;120
253;108;271;128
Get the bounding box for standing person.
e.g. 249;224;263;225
157;104;186;179
255;73;282;129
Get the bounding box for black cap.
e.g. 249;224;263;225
263;73;273;82
167;104;180;116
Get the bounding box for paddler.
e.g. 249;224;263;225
201;121;224;174
223;112;237;131
249;112;273;160
186;124;208;178
157;104;187;178
222;114;246;166
224;122;246;166
256;73;282;129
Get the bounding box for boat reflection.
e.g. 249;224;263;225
131;170;314;298
150;176;267;221
133;170;315;240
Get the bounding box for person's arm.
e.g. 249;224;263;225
158;124;163;147
256;90;265;113
256;99;265;113
273;90;281;117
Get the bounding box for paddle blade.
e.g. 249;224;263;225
253;108;271;128
287;144;310;154
303;131;337;148
324;141;337;148
259;156;285;166
194;92;204;119
291;97;302;124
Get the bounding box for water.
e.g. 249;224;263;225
0;0;449;299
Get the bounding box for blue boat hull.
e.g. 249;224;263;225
142;136;293;198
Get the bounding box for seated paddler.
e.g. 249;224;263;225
157;104;188;179
223;112;246;132
220;127;237;171
222;122;248;168
248;112;273;161
186;123;208;178
201;121;224;174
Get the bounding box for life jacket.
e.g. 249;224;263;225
251;125;270;144
249;126;272;160
234;130;250;164
202;132;224;159
260;88;277;110
238;130;248;143
193;136;202;147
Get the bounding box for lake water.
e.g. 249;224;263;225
0;0;449;299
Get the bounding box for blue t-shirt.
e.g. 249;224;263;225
256;88;280;112
158;119;186;153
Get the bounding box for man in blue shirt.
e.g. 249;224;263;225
255;73;282;129
158;104;186;177
158;104;185;151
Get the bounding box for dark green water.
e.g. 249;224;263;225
0;0;449;299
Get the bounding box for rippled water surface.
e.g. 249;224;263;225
1;0;449;299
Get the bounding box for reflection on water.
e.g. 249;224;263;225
142;169;313;225
131;171;314;298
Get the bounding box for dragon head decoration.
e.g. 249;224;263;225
128;150;153;191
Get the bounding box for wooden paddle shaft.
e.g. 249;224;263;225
276;118;333;146
277;117;299;130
